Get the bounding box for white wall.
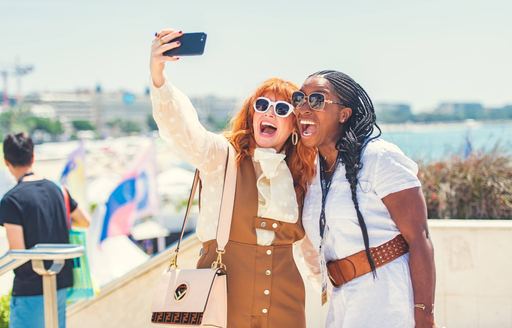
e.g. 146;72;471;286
67;220;512;328
429;220;512;328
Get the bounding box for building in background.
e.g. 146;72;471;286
22;89;238;135
375;102;414;123
435;102;485;120
191;95;239;130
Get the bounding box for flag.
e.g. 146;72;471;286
99;143;159;242
60;142;88;208
463;133;473;159
60;142;94;300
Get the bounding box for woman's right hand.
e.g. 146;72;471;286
150;28;183;88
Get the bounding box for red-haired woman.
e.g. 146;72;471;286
150;29;317;327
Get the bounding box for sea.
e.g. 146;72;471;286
378;120;512;162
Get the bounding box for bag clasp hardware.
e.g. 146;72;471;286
169;250;179;269
211;249;226;270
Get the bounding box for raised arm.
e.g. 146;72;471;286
150;28;228;173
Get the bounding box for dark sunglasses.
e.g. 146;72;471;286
291;91;344;111
253;97;295;118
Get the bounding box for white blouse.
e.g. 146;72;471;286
302;138;422;262
151;80;299;245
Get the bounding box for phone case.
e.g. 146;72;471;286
163;32;207;57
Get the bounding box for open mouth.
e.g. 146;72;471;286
260;121;277;136
299;119;317;137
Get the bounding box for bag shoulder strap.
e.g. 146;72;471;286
174;143;237;258
60;184;72;229
215;143;237;251
174;170;200;253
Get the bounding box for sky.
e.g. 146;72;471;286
1;0;511;112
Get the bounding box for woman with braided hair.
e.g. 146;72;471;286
294;70;436;328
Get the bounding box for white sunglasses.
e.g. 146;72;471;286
253;97;295;118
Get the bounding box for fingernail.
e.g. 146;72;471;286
154;32;158;37
179;30;183;34
177;41;181;45
176;57;180;60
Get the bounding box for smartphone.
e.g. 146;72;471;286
163;32;207;57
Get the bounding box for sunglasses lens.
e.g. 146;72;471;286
309;93;325;110
291;91;306;107
275;102;292;117
254;98;270;112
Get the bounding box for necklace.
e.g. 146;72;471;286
17;172;34;184
323;157;337;173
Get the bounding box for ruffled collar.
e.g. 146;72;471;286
253;147;299;223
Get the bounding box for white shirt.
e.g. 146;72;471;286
151;81;299;245
302;138;422;262
303;139;420;327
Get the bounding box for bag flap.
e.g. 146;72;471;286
152;268;223;313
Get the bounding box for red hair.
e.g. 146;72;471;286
224;78;317;204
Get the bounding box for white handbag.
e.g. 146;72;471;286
151;144;237;327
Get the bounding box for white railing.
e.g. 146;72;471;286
0;244;84;328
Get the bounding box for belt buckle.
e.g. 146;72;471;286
328;258;357;287
327;270;337;286
338;258;357;282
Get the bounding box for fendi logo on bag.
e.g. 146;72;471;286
151;312;204;324
174;283;188;301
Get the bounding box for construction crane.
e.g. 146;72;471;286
1;59;34;108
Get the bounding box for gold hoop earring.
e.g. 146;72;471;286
291;131;299;146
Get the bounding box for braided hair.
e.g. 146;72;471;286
310;70;382;274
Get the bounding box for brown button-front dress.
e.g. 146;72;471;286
197;157;306;328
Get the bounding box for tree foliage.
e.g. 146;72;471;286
420;150;512;219
0;107;63;139
72;120;95;131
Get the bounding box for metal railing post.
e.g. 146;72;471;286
33;259;65;328
0;244;83;328
42;274;59;328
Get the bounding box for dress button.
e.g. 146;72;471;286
266;249;272;255
264;289;270;295
265;270;271;275
260;222;267;228
272;223;278;229
262;308;268;314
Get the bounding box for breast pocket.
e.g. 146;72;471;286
358;179;373;193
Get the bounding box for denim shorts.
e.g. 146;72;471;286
9;288;67;328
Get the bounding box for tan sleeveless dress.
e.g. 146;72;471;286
197;157;306;328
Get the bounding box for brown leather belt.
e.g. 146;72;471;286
327;234;409;287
